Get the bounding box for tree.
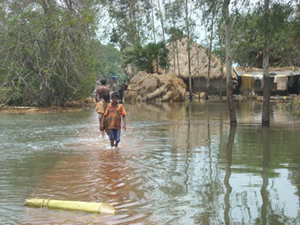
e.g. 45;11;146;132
262;0;271;125
157;0;166;43
0;0;99;106
184;0;193;99
92;42;125;81
102;0;154;51
101;0;155;79
198;0;221;99
164;1;185;76
231;2;295;67
122;41;169;74
150;0;157;43
164;0;196;97
224;0;237;124
205;4;216;100
291;3;300;66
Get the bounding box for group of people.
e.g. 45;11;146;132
94;79;127;147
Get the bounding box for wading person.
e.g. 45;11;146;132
116;82;128;104
95;92;110;138
102;92;127;147
95;79;110;138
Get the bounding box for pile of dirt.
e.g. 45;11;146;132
124;72;186;102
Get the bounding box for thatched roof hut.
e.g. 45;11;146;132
166;37;227;80
166;37;237;94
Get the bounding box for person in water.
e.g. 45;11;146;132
95;79;110;102
95;92;110;138
95;79;110;138
102;92;127;147
116;82;128;103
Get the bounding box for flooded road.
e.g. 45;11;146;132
1;100;300;224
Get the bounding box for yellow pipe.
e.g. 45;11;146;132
24;198;115;214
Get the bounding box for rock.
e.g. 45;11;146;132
124;72;186;102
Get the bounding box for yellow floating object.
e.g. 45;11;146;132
24;198;115;214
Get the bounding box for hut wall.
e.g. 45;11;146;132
276;75;288;91
241;76;254;90
240;76;277;94
192;77;226;94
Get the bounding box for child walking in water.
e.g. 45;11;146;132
101;92;127;147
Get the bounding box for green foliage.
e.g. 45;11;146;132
290;4;300;67
166;27;185;42
230;2;296;67
0;0;100;106
123;41;169;74
101;0;152;51
92;41;125;82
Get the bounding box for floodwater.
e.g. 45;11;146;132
1;100;300;224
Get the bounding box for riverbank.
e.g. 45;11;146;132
192;92;300;102
0;97;95;113
1;94;300;113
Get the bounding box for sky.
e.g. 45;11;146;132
96;0;295;48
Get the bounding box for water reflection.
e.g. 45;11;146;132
1;101;300;224
22;145;150;224
261;126;270;225
224;125;236;225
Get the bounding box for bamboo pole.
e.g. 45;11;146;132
24;198;115;214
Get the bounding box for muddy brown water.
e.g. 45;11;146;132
1;100;300;224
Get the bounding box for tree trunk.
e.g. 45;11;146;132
175;38;181;77
172;42;176;74
41;82;51;107
262;0;270;125
206;9;215;100
157;0;166;43
41;0;52;107
151;0;157;44
216;22;225;97
169;0;181;76
129;1;137;45
224;0;237;124
157;0;166;73
185;0;192;99
206;39;212;100
151;0;159;74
